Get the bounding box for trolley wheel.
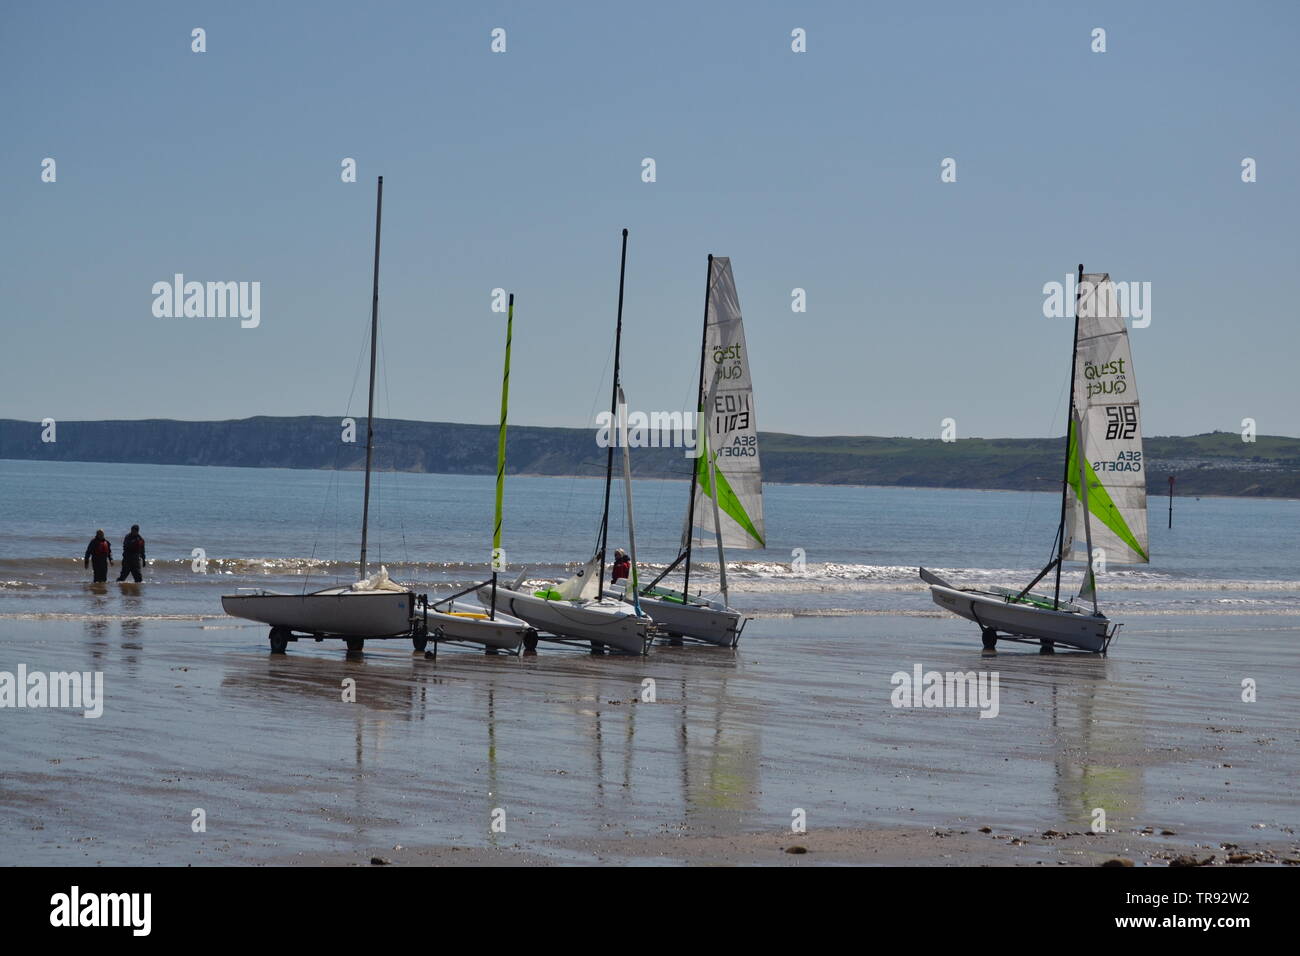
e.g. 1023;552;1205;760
412;634;428;653
346;637;364;653
523;630;538;652
980;628;997;650
269;627;290;654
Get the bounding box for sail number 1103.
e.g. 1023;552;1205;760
712;394;756;457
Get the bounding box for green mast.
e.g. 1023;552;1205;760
490;293;514;618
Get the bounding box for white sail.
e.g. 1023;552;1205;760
556;556;601;600
689;257;765;550
1064;273;1149;566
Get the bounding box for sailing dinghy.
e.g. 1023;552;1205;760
922;266;1148;653
222;569;416;651
614;255;761;647
479;578;650;655
476;230;654;655
419;292;534;654
222;177;418;653
417;598;531;654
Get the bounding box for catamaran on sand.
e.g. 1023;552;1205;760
922;266;1149;654
611;254;762;647
222;177;419;654
476;229;654;655
414;289;537;656
222;177;533;655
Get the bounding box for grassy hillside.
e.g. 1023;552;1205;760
3;419;1298;498
762;431;1300;497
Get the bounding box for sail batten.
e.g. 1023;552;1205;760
1064;273;1148;566
689;257;765;550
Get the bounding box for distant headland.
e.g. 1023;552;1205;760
3;417;1298;499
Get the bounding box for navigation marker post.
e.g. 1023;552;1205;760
1168;474;1175;529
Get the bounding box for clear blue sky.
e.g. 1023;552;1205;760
3;1;1297;438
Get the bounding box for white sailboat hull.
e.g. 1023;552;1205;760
607;583;743;646
426;598;532;652
221;586;415;637
921;569;1113;652
477;585;651;655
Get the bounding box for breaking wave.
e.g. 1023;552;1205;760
0;557;1296;595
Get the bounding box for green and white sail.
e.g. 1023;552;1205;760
1064;273;1148;566
689;257;765;550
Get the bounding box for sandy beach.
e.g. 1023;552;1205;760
3;611;1295;867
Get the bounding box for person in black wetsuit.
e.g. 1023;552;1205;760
118;524;146;582
84;529;113;582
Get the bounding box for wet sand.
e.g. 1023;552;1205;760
1;611;1296;866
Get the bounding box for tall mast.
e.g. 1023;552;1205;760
682;254;713;598
1075;404;1099;614
490;292;514;619
617;385;642;615
358;175;383;578
597;228;629;600
706;420;729;607
1053;263;1084;609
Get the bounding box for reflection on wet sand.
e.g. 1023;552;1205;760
2;613;1293;865
986;654;1142;831
83;618;110;666
675;671;761;820
1055;670;1143;832
215;639;756;837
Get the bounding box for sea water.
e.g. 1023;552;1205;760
0;458;1296;623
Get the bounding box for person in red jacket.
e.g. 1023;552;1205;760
118;524;146;582
610;548;631;585
84;529;113;582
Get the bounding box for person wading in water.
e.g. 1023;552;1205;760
84;529;113;583
118;524;146;583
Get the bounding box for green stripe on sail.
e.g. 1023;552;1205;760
696;446;765;548
1067;418;1148;563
